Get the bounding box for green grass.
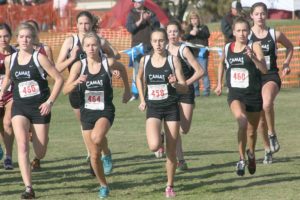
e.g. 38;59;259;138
0;88;300;199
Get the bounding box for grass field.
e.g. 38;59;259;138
0;88;300;200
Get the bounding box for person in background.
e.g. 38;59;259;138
126;0;160;101
249;2;293;164
0;22;63;199
221;0;243;44
0;23;15;170
215;17;267;176
166;21;204;171
184;10;210;97
26;19;54;63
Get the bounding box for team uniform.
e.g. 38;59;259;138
144;54;180;121
0;46;15;109
78;56;115;130
224;41;262;112
168;44;194;104
10;51;51;123
68;35;108;109
68;34;87;109
249;28;281;88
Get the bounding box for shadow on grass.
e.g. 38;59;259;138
209;174;300;193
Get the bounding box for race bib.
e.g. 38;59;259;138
84;90;104;110
18;80;40;98
264;55;271;70
230;68;249;88
148;84;168;100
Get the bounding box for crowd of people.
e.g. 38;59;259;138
0;0;294;199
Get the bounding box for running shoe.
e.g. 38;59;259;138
236;159;245;176
21;186;35;199
177;160;188;171
247;149;256;175
31;158;41;171
4;157;13;170
269;134;280;153
165;186;176;198
98;186;109;198
101;153;113;175
0;145;3;161
263;150;273;164
154;147;165;158
155;132;165;158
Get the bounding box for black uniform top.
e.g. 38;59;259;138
67;34;86;71
10;51;49;104
249;28;277;73
225;41;262;95
144;55;178;108
176;44;194;80
79;57;114;114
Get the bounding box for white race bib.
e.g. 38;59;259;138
264;55;271;70
148;84;168;100
18;80;40;98
84;90;104;110
230;68;249;88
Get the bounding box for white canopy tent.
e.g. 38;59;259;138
240;0;300;11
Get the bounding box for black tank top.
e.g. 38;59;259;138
225;41;262;95
177;44;194;79
10;51;50;104
67;34;86;71
249;28;277;73
144;55;178;108
79;57;114;111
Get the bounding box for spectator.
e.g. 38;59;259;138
221;0;243;43
126;0;160;101
0;0;6;5
184;10;210;97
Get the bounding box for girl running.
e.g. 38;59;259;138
166;21;204;171
136;28;188;197
25;19;55;170
63;31;130;199
0;23;15;170
249;2;293;163
0;22;63;199
56;11;122;175
215;17;267;176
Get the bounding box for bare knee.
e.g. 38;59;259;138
148;143;160;152
18;142;29;155
91;133;103;146
263;101;273;112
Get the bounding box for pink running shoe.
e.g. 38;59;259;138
165;186;176;198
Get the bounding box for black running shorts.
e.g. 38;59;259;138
12;101;51;124
146;103;180;121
